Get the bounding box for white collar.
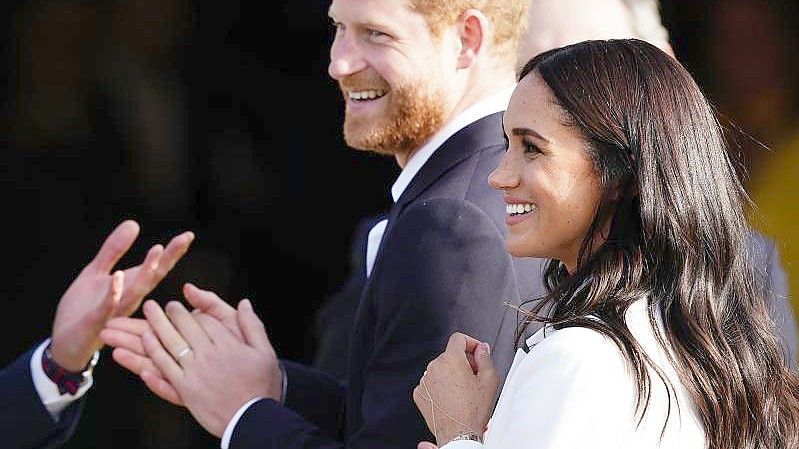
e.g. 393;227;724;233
389;85;515;203
524;299;652;350
525;323;554;350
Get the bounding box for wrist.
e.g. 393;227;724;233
42;341;98;395
268;361;285;401
446;430;483;445
439;426;483;446
49;337;95;372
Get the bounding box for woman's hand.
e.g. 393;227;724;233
413;332;500;446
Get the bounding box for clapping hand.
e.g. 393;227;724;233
101;284;284;438
100;283;244;404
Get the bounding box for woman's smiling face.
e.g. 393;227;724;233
489;72;606;273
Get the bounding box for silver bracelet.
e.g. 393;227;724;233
449;431;483;443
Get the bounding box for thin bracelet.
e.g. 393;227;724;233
420;377;482;444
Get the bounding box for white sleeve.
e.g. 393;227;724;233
220;360;288;448
30;339;95;421
220;397;264;449
483;328;635;449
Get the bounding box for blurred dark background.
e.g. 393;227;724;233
0;0;795;447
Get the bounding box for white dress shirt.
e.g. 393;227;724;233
30;339;95;421
442;299;706;449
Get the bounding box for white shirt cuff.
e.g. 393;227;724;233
30;338;95;421
279;360;288;403
220;397;264;449
219;362;287;449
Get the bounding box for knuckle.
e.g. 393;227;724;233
412;386;422;402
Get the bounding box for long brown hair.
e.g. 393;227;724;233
517;39;799;448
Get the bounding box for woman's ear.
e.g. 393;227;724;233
609;178;638;203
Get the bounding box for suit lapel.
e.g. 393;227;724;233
366;111;506;282
396;111;505;210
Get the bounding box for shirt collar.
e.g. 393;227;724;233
389;85;516;203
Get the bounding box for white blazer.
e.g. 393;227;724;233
443;300;706;449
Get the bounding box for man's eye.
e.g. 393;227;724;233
366;28;388;39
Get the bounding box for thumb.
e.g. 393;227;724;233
237;299;272;352
418;442;438;449
183;283;236;320
474;342;495;377
105;271;125;318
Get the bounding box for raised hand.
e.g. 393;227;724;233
50;220;194;372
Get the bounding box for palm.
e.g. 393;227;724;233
49;220;194;372
51;266;122;370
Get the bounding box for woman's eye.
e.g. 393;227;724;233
523;140;542;156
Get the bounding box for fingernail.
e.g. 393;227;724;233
482;342;491;356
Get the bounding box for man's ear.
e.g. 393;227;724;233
456;9;488;69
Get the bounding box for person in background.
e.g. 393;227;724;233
413;38;799;449
515;0;673;74
0;219;193;449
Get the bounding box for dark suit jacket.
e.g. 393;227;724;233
0;343;84;449
229;112;544;448
313;213;387;382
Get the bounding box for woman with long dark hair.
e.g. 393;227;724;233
412;38;799;449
